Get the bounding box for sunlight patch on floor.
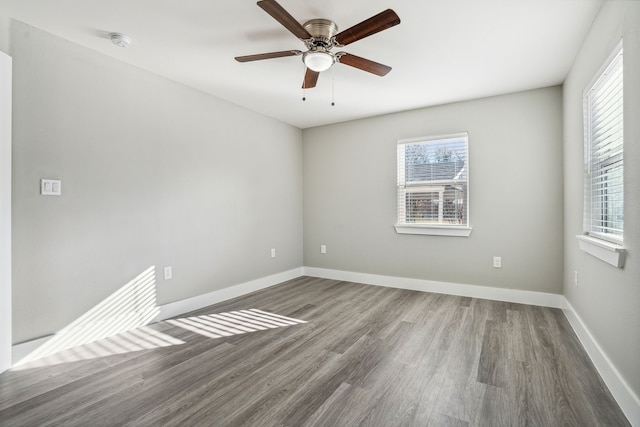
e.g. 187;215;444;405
13;326;184;370
12;305;307;370
167;309;307;339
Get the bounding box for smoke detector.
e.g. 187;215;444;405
110;33;132;48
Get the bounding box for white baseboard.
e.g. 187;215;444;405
303;267;563;308
156;267;304;321
562;298;640;426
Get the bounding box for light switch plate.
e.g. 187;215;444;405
41;179;62;196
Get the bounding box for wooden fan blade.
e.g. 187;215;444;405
334;9;400;46
302;68;319;88
257;0;312;40
235;50;302;62
337;53;392;76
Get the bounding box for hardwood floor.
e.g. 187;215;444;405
0;277;630;426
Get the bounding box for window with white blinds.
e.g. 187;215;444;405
396;133;470;236
583;46;623;243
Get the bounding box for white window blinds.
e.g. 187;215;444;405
584;46;623;242
397;133;469;227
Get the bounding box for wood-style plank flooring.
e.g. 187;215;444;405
0;277;630;426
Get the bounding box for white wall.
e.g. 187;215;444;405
0;16;9;53
563;0;640;401
303;87;563;295
0;50;12;372
7;21;303;344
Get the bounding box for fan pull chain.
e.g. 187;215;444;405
302;77;306;101
302;62;307;101
331;68;335;106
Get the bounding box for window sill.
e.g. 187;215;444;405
576;234;625;268
394;224;472;237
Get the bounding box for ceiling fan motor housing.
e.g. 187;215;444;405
303;19;338;48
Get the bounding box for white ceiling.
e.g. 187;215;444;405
0;0;602;129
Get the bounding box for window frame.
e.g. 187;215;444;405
578;41;625;267
395;132;472;237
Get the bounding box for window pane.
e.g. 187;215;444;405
406;192;439;222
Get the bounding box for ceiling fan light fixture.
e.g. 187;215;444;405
303;51;334;72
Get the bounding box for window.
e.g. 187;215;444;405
583;46;623;242
578;43;625;267
395;133;471;237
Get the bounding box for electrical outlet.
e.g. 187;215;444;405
164;266;173;280
574;270;578;287
493;256;502;268
320;244;327;254
271;248;276;258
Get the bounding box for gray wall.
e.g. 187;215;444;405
563;1;640;398
303;87;564;294
7;21;303;344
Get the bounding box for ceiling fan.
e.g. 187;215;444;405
235;0;401;89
